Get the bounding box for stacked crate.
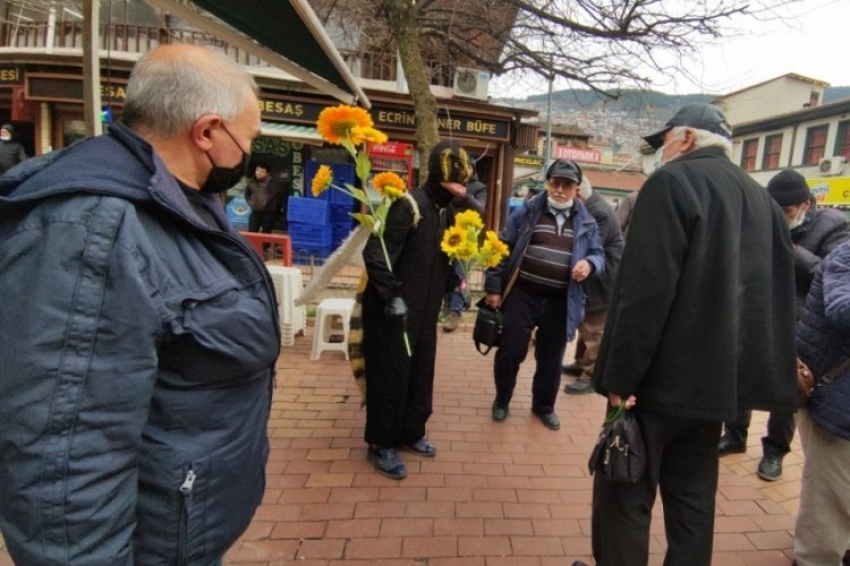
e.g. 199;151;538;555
286;197;332;260
304;161;357;253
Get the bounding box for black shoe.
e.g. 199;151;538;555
403;437;436;457
492;404;509;423
564;379;594;395
562;362;582;376
757;454;783;482
718;436;746;456
534;411;561;431
571;562;590;566
367;446;407;480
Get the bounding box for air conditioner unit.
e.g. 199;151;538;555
453;67;490;101
818;155;847;175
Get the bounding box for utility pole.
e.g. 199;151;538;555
82;0;102;137
543;69;555;169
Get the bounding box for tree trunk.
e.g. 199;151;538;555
382;0;439;185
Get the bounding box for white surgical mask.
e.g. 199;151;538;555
548;198;573;211
789;208;807;230
0;134;10;142
652;132;683;170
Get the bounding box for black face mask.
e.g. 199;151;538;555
200;124;251;194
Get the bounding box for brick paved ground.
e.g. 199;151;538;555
0;321;803;566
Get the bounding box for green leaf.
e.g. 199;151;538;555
355;151;372;184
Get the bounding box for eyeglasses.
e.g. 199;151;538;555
548;179;576;191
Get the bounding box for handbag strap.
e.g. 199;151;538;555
476;342;495;355
821;356;850;385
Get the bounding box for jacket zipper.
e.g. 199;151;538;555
177;467;196;566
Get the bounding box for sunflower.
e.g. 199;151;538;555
311;164;333;197
372;171;407;198
350;126;388;146
316;105;373;145
455;210;484;231
485;230;509;257
440;225;467;256
454;240;477;261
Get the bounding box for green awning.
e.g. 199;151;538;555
260;122;323;145
144;0;370;108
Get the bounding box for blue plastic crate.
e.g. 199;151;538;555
330;187;355;206
330;204;355;224
287;197;330;225
331;223;355;241
290;221;332;248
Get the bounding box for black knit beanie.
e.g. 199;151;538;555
767;170;810;206
427;140;472;185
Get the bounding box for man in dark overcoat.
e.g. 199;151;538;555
586;104;797;566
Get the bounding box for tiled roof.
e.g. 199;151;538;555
585;168;646;192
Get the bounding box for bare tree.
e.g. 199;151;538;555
312;0;806;180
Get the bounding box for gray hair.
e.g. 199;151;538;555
670;126;733;160
578;176;593;199
123;46;258;138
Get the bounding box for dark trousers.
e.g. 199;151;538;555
592;410;722;566
362;293;435;448
492;285;567;415
248;209;276;233
722;410;795;456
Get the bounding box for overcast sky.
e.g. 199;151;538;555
490;0;848;99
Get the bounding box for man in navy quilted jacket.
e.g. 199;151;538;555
0;45;279;565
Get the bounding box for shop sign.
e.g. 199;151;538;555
554;146;601;163
0;66;24;86
369;142;413;158
258;97;508;139
258;99;323;122
251;137;302;157
373;107;508;140
514;154;544;168
808;176;850;206
27;75;126;103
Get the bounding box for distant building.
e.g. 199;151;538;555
715;73;829;125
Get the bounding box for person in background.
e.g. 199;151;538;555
793;239;850;566
0;123;27;174
718;169;850;481
442;170;487;332
0;44;279;564
615;188;639;239
584;104;796;566
485;159;604;431
362;140;472;480
562;176;623;394
245;161;287;233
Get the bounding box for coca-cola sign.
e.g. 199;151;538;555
555;146;601;164
369;142;414;158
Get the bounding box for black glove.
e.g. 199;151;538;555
385;296;408;320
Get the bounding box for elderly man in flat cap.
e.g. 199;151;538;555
578;104;797;566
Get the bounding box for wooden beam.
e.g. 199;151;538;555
82;0;102;137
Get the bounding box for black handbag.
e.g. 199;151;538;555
588;403;646;483
473;298;502;355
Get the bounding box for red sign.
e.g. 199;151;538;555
369;142;414;158
555;146;601;164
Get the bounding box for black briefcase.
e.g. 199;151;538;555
472;298;502;355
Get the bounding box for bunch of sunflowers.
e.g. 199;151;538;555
441;210;509;279
310;105;406;241
311;103;411;354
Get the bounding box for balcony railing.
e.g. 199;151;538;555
0;21;455;87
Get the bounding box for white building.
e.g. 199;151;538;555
716;74;850;208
